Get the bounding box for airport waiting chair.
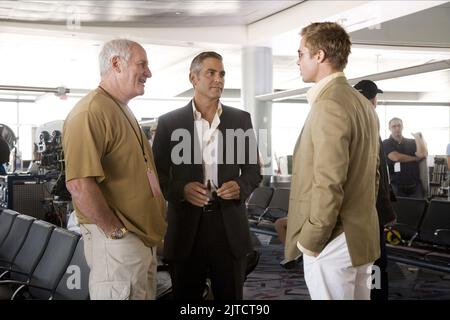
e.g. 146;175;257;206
0;215;35;270
386;198;430;261
0;209;19;247
424;250;450;272
388;197;428;245
245;249;260;280
53;238;90;300
423;191;450;262
246;187;274;221
1;220;54;278
419;199;450;247
270;175;291;189
7;228;79;300
0;220;54;299
259;188;290;223
387;199;450;273
260;175;272;187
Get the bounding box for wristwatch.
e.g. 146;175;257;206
109;227;128;240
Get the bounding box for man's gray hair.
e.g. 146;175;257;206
98;39;136;77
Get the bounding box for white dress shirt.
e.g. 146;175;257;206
192;101;223;194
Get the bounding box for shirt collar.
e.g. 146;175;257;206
390;135;403;144
192;100;223;121
306;71;346;105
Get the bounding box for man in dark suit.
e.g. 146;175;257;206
152;51;261;300
354;80;397;300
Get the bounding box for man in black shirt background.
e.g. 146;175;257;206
382;117;428;198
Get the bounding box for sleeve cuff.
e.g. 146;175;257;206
297;241;319;257
297;220;331;254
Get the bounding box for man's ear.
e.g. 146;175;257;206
189;72;196;86
316;49;326;64
111;56;122;73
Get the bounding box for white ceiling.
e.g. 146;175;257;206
0;0;449;102
0;0;302;26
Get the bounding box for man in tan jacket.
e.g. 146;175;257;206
285;22;380;300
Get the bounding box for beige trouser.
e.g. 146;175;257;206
80;224;157;300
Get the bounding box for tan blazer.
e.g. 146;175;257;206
285;76;380;267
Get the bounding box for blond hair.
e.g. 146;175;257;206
301;22;351;70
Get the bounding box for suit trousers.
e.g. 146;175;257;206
371;224;389;300
302;233;373;300
169;209;247;300
80;224;157;300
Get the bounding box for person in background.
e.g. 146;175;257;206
285;22;380;300
383;118;428;198
152;51;261;300
354;79;397;300
0;136;10;175
63;39;166;300
275;216;301;269
274;217;288;246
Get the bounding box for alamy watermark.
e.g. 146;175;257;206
369;265;381;290
170;127;271;166
65;264;81;290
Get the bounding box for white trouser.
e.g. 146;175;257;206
301;233;373;300
80;224;157;300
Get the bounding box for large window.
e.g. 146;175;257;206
271;102;310;173
271;102;450;174
1;95;244;162
1;96;80;160
376;104;450;156
272;102;310;157
128;98;243;120
3;94;449;166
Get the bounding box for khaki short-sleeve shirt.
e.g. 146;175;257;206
63;88;166;247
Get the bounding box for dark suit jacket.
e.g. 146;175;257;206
152;102;261;261
377;138;397;226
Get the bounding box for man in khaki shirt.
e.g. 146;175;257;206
63;39;166;300
285;22;380;300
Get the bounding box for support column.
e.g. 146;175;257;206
241;46;273;175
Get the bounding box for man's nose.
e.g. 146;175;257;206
145;66;152;78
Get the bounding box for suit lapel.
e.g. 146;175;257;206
293;127;303;157
217;105;228;186
183;101;203;181
293;111;311;157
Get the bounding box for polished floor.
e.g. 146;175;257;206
243;234;450;300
